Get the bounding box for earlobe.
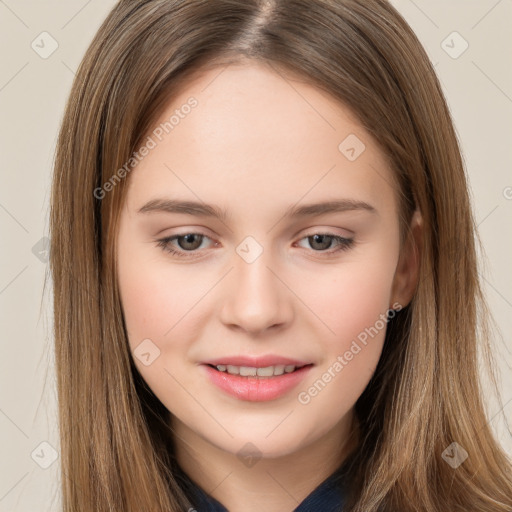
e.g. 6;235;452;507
390;209;423;309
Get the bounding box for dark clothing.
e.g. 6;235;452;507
174;459;349;512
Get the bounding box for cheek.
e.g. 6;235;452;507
117;248;220;403
299;251;397;349
118;248;201;346
117;257;203;409
294;261;394;422
292;245;397;404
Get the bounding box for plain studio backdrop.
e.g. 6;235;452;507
0;1;511;510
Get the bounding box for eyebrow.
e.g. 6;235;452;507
137;198;377;221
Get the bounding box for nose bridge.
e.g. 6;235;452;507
219;236;292;333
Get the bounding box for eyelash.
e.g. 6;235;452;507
155;232;355;259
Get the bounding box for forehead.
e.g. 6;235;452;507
124;60;398;220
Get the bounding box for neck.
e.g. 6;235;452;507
172;409;359;512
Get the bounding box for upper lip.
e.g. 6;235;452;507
201;355;314;368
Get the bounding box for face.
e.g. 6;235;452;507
116;60;418;461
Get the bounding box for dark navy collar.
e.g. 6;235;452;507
174;459;349;512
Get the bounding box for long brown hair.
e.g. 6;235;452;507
48;0;512;510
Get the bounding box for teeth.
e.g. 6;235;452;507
215;364;299;377
239;366;257;376
273;365;285;376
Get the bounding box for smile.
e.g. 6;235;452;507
210;363;308;377
201;363;314;401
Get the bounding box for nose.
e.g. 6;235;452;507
219;247;294;335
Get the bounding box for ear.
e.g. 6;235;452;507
390;209;423;309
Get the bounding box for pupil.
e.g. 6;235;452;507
180;234;201;250
311;234;331;250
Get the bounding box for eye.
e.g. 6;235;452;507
296;233;354;255
156;231;355;259
156;233;214;258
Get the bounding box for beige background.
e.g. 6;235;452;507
0;1;511;510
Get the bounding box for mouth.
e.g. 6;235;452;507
205;363;314;378
200;362;315;401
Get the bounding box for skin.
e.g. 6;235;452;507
116;59;422;512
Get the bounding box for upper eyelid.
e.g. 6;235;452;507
160;225;353;240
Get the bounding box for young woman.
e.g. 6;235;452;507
48;0;512;510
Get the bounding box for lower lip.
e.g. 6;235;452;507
201;364;313;402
